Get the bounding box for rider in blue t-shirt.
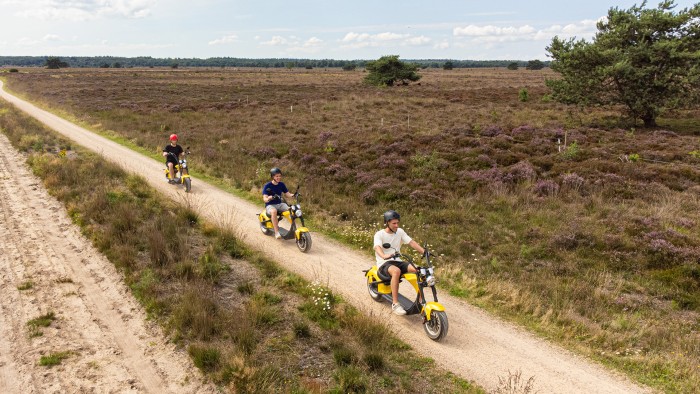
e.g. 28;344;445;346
262;167;296;239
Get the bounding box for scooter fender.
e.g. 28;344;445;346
258;212;273;228
294;227;310;239
365;267;391;294
423;302;446;321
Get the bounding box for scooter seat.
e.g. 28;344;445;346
377;263;396;282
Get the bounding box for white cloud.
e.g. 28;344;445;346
374;32;408;41
261;35;294;46
454;25;536;37
341;32;371;43
303;37;323;47
453;18;600;44
433;41;449;50
405;35;431;46
9;0;157;21
208;35;238;46
43;34;61;41
340;31;432;50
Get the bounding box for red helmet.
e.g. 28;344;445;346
169;134;178;141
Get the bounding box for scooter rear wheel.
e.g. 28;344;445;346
424;310;449;341
260;223;273;236
367;276;382;302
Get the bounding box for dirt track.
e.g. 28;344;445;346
0;80;652;393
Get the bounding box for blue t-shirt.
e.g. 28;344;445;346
262;181;289;206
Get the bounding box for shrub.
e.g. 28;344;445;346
333;366;367;393
363;352;385;371
188;344;221;372
519;88;529;102
534;179;559;197
293;321;311;338
561;141;580;160
332;344;357;366
364;55;421;86
508;160;537;183
561;173;585;193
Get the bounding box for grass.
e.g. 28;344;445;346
0;99;480;393
26;311;57;338
3;67;699;392
39;351;73;367
17;280;34;290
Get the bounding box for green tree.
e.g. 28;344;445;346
546;0;700;127
507;62;519;70
45;57;68;69
443;61;454;70
364;55;421;86
526;59;545;70
342;63;357;71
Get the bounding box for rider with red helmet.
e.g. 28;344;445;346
162;134;184;183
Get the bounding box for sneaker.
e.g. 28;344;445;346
392;303;407;315
275;232;281;239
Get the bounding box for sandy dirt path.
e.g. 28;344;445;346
0;129;215;393
1;80;652;393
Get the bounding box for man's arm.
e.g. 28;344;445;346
374;244;391;260
408;239;425;255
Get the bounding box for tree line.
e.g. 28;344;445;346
0;55;543;70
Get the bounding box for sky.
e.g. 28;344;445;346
0;0;697;60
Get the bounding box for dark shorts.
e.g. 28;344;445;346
379;260;411;278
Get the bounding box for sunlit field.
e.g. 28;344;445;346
3;66;700;392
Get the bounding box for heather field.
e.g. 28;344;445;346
3;67;700;392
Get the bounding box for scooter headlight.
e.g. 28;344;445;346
295;209;302;217
426;275;436;287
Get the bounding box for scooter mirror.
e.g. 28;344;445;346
382;243;391;249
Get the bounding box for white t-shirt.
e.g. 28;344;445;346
374;228;412;267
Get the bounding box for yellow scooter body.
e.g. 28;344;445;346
365;265;445;320
258;210;309;240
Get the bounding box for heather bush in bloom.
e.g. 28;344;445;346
508;160;537;183
561;173;585;193
534;179;559;197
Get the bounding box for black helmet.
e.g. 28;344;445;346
270;167;282;178
383;210;400;224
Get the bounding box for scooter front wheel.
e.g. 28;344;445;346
424;310;449;341
184;177;192;192
296;232;312;253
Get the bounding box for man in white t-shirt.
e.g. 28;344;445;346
374;210;426;315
